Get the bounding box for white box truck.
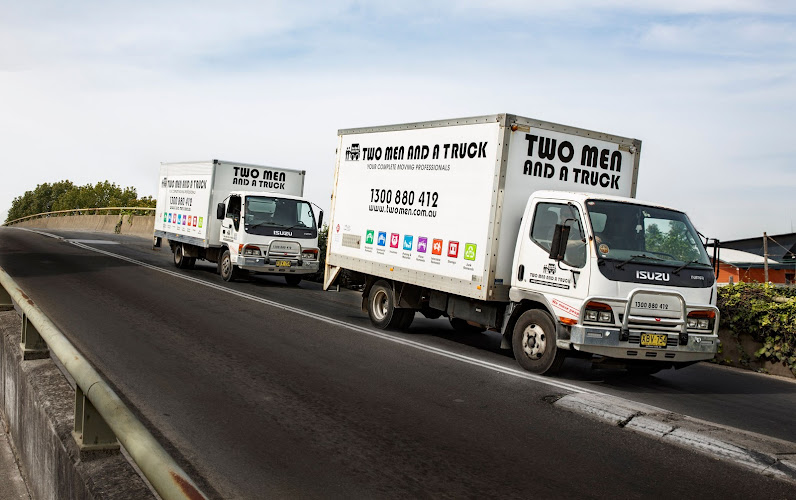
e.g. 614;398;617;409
154;159;322;285
324;114;719;374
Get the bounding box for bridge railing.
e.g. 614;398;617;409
4;207;156;226
0;266;208;500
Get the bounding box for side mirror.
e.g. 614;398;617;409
216;203;226;220
549;224;570;261
317;210;324;229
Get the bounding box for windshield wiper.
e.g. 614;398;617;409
672;259;710;274
616;254;665;269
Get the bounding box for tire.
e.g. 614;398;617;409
367;280;405;330
449;317;485;334
174;243;190;269
512;309;566;375
397;309;415;330
219;249;239;282
284;274;302;286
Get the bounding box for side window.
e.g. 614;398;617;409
227;196;241;231
530;202;586;268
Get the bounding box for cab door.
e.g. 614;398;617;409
221;195;242;245
513;199;591;322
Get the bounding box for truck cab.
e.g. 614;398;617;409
509;190;719;373
216;191;321;285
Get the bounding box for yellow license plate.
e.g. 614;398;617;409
640;333;668;348
275;260;291;267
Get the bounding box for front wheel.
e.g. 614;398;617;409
512;309;566;375
219;249;240;282
284;274;302;286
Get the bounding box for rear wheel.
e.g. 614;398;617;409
174;243;191;269
284;274;302;286
219;249;240;282
367;281;407;330
512;309;566;375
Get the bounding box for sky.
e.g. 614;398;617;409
1;0;794;241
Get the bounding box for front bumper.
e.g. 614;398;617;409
236;256;319;275
568;325;719;362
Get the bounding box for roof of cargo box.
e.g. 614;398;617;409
337;113;641;147
160;159;305;174
232;191;308;201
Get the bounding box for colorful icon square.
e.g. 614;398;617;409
417;237;428;253
177;214;182;224
390;233;400;248
464;243;477;261
198;217;204;228
377;231;387;246
365;230;375;245
168;213;172;223
432;239;443;255
403;235;413;251
448;241;459;258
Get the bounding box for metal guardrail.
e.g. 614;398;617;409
4;207;156;226
0;266;208;500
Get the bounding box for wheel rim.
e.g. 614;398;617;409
175;245;183;264
371;289;389;321
221;256;231;277
521;323;547;360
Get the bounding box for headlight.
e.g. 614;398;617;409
687;310;715;330
301;248;319;260
584;301;614;324
243;246;262;256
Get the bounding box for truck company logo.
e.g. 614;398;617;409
403;235;413;251
365;230;375;245
345;143;360;161
448;241;459;258
377;231;387;246
417;237;428;253
637;270;670;282
543;263;556;274
432;239;443;255
464;243;477;261
274;230;293;236
390;233;400;248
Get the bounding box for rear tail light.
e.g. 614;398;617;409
584;301;614;324
687;310;715;330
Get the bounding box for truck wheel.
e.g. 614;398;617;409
512;309;566;375
397;309;415;330
450;317;484;334
284;274;302;286
367;280;405;329
219;249;239;282
174;243;191;269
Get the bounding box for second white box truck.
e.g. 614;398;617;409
324;114;719;374
155;159;322;285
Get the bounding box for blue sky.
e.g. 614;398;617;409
2;1;795;240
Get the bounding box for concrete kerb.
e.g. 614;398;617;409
555;393;796;483
14;214;155;238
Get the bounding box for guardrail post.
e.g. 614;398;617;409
21;313;49;360
73;386;120;451
0;283;12;311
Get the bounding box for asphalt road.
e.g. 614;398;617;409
1;227;794;499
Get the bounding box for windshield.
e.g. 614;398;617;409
586;200;711;268
244;196;317;238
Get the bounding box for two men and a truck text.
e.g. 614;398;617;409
155;113;720;375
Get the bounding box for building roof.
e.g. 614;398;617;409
711;247;779;265
720;233;796;262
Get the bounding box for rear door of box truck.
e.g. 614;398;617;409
155;161;216;247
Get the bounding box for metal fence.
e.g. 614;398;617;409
4;207;156;226
0;266;208;500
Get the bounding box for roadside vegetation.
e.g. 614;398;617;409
718;283;796;376
5;180;155;224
